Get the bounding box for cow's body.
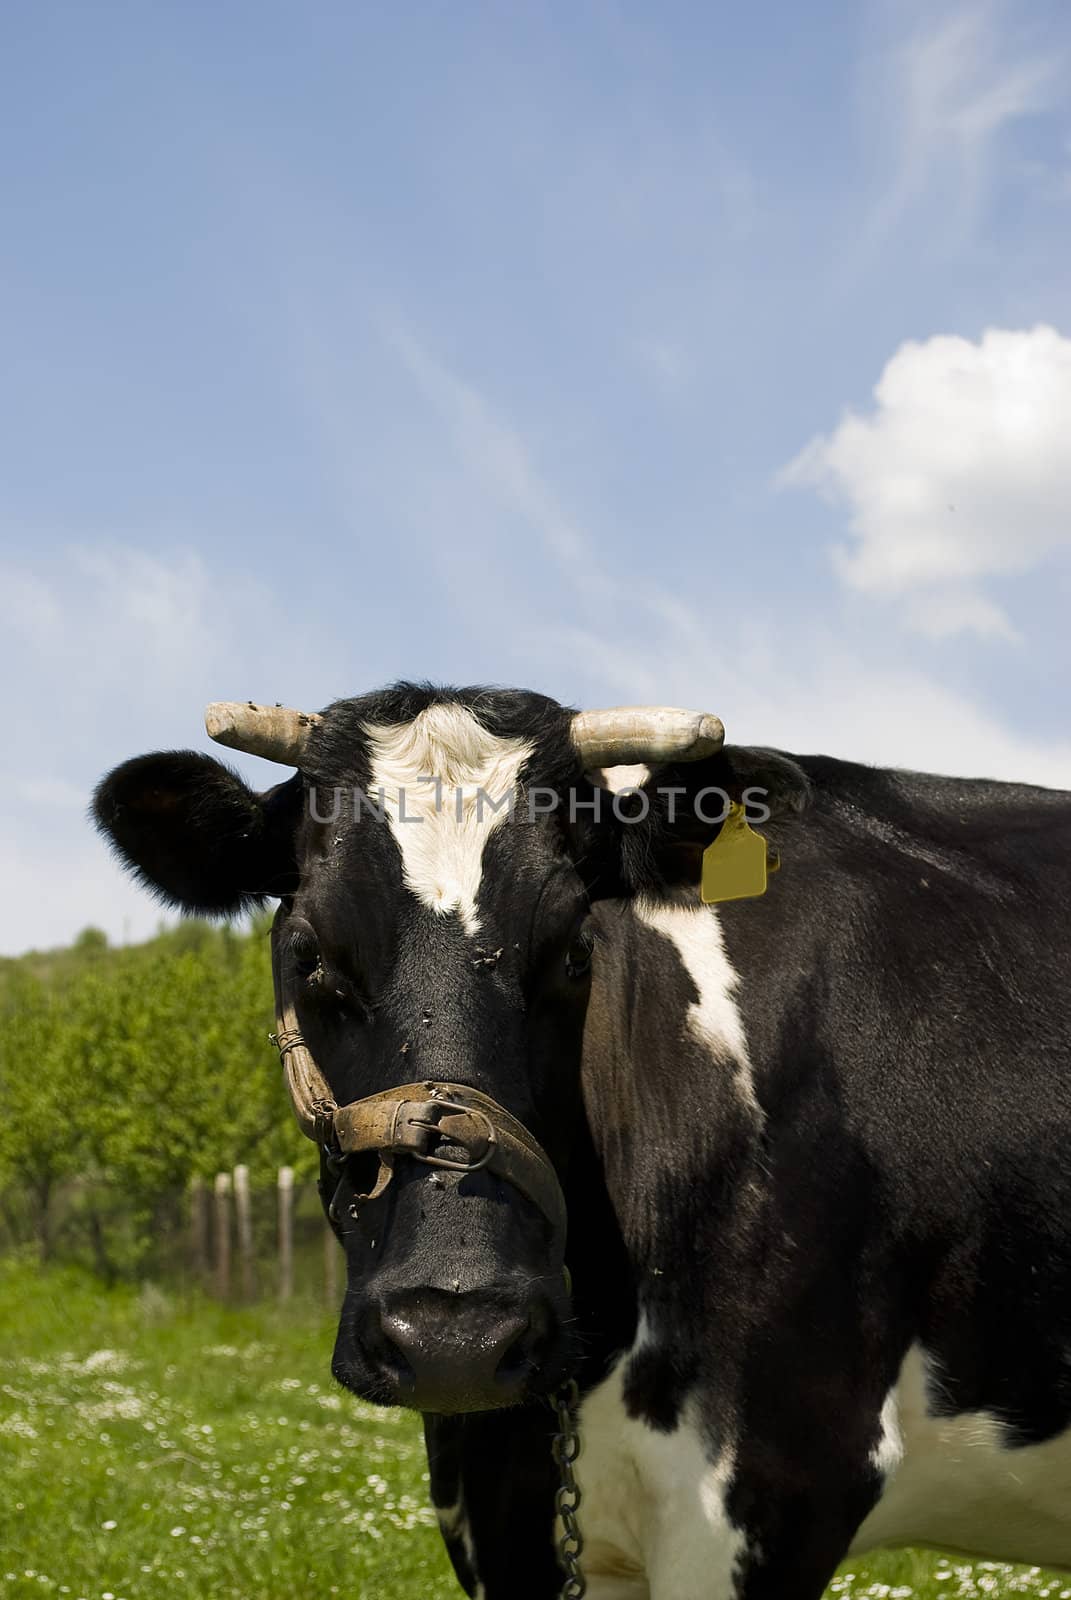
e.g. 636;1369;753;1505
428;755;1071;1599
93;688;1071;1600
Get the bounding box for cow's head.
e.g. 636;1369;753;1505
94;685;803;1413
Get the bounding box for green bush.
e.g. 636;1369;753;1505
0;918;314;1277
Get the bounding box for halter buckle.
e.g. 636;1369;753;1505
387;1097;497;1174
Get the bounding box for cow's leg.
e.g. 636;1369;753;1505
424;1409;564;1600
722;1439;886;1600
576;1361;745;1600
425;1398;879;1600
424;1414;480;1596
727;1485;878;1600
637;1458;877;1600
578;1350;887;1600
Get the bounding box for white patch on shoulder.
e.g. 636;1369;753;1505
363;705;533;936
633;901;760;1117
574;1326;746;1600
853;1344;1071;1569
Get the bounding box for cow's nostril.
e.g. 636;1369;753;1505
494;1315;535;1380
374;1297;545;1411
377;1311;422;1378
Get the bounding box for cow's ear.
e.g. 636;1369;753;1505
92;751;302;914
582;747;811;900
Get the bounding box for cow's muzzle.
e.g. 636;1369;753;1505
269;912;572;1409
351;1283;558;1412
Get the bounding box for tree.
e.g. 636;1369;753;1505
0;968;93;1259
0;917;313;1276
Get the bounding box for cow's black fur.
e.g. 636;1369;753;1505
93;752;302;912
94;685;1071;1599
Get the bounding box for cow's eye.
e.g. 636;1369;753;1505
565;927;595;980
289;925;321;978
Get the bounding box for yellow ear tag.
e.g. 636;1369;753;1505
700;804;780;904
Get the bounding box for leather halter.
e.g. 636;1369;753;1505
268;912;568;1259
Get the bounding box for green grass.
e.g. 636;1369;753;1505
0;1260;454;1600
0;1259;1066;1600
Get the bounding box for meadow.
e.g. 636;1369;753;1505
1;1260;1068;1600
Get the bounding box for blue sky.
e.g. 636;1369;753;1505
2;0;1070;952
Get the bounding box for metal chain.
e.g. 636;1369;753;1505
550;1379;586;1600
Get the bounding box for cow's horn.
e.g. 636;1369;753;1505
571;705;724;767
205;702;322;766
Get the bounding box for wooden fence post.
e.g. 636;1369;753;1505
213;1172;232;1301
278;1167;294;1303
189;1176;210;1283
233;1165;256;1302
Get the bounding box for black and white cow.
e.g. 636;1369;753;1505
93;683;1071;1600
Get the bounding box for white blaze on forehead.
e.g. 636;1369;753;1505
363;704;533;936
596;763;651;793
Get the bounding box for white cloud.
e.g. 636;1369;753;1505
13;777;88;811
632;337;693;393
543;606;1071;789
1;328;1031;959
387;326;604;593
900;587;1016;641
2;546;225;758
0;833;167;953
859;3;1060;247
780;325;1071;636
718;649;1071;790
385;334;1071;791
0;541;349;955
